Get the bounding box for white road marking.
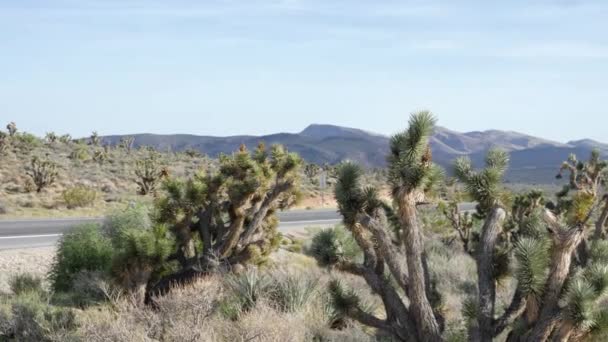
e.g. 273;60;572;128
0;234;62;240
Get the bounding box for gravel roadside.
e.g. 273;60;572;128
0;247;55;293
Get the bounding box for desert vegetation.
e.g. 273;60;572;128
1;112;608;341
0;123;341;217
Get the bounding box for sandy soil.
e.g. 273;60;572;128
0;247;55;293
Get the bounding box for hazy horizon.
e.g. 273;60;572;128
2;0;607;142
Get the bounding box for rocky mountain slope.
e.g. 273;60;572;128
103;124;608;184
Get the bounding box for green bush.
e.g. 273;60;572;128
49;224;113;292
62;185;97;209
9;273;44;296
102;204;151;245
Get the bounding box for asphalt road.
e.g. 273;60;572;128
0;203;476;250
0;209;342;250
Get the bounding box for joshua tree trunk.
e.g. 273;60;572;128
525;212;584;341
398;193;442;342
475;206;506;342
593;197;608;240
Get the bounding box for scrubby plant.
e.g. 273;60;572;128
9;274;44;296
148;143;302;296
70;142;90;161
4;292;78;341
269;272;318;313
26;156;58;192
58;134;72;144
49;224;113;292
92;148;108;165
134;150;166;195
62;185;97;209
0;131;9;155
13;132;41;151
119;136;135;154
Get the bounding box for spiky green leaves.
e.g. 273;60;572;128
387;111;437;194
513;237;550;297
328;279;361;315
334;162;383;226
454;149;509;214
309;227;361;267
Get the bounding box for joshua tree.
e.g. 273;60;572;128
45;132;58;144
134;151;167;195
26;156;59;193
6;122;17;137
90;131;101;146
119;136;135;154
440;199;476;254
313;112;608;342
312;112;445;342
148;143;302;297
304;162;321;185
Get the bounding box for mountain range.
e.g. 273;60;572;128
103;124;608;184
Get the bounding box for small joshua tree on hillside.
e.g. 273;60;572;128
6;122;17;137
148;143;302;296
304;162;321;185
119;136;135;154
26;156;59;192
90;131;101;146
134;151;167;195
45;132;58;145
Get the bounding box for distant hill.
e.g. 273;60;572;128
102;124;608;184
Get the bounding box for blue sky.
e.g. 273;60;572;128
1;0;607;142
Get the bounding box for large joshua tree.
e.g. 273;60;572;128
148;143;302;296
314;112;608;342
314;112;445;342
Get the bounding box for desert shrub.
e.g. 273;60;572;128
223;269;272;315
13;132;41;151
52;271;111;308
0;201;8;215
70;144;89;161
49;224;113;292
7;292;78;341
268;272;318;313
9;274;44;296
102;204;151;244
62;185;97;209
